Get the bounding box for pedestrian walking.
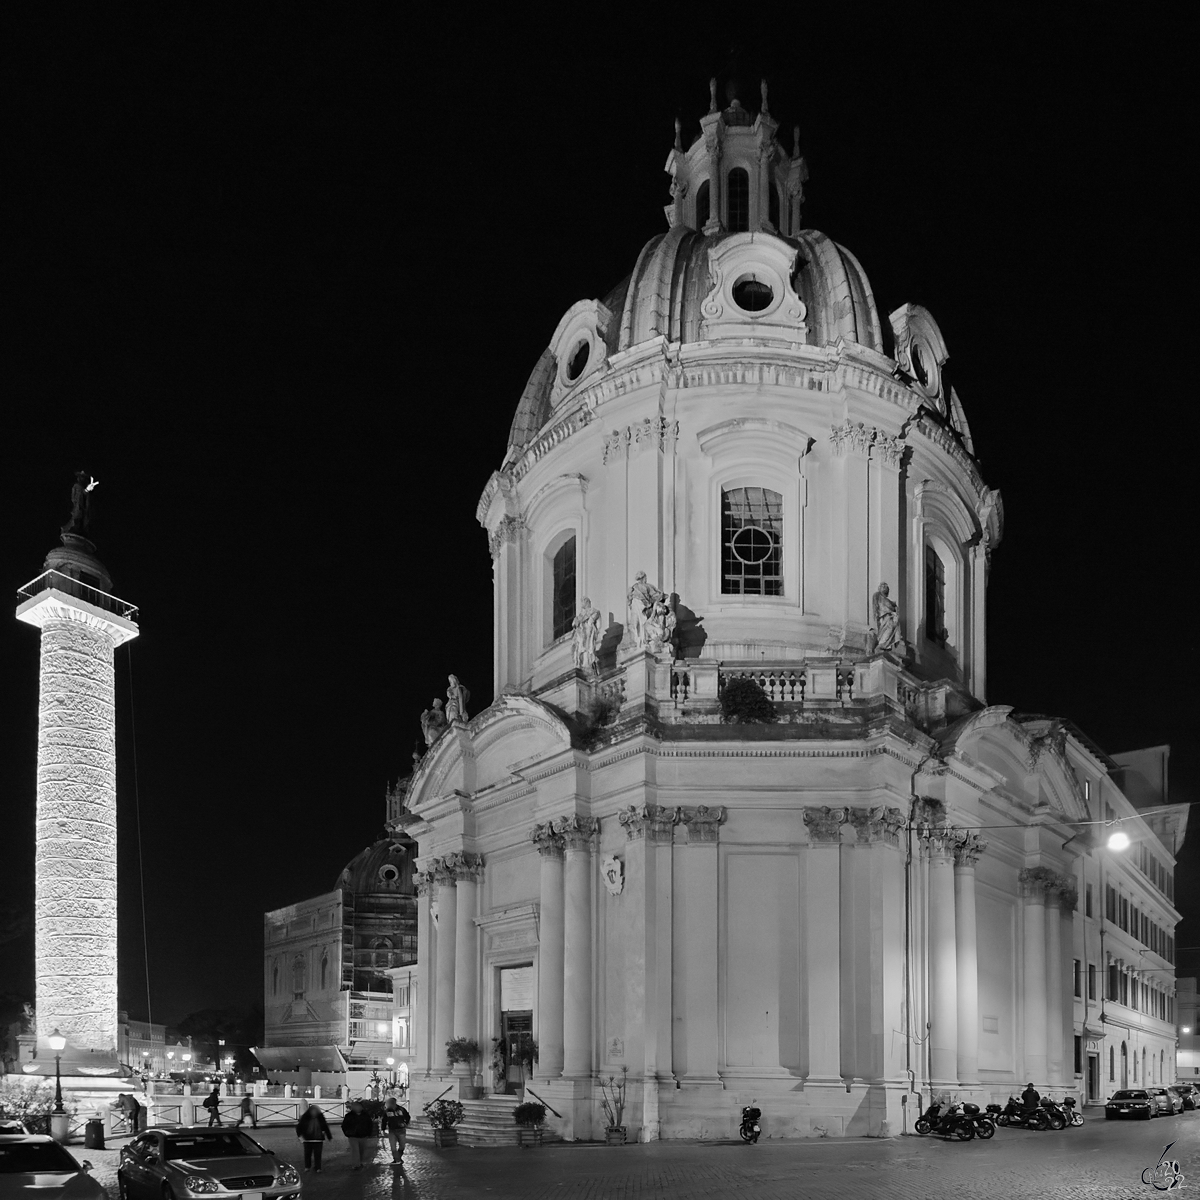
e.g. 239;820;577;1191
382;1097;409;1164
234;1094;257;1128
203;1087;223;1126
126;1093;143;1134
341;1100;375;1170
296;1104;332;1173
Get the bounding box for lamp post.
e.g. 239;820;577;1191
386;1056;396;1089
47;1030;68;1143
182;1052;192;1092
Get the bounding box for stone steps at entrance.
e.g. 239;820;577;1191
407;1096;562;1148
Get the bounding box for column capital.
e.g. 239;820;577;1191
530;822;565;859
444;852;485;883
919;821;960;861
557;815;599;852
414;867;437;897
1018;865;1059;901
953;833;987;869
618;804;678;843
848;805;905;847
679;805;726;844
803;806;848;844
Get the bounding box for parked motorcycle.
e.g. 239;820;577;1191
1061;1097;1085;1127
739;1106;761;1144
1039;1098;1068;1130
961;1102;996;1139
995;1096;1050;1130
915;1101;975;1140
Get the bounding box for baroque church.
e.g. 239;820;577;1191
394;82;1185;1140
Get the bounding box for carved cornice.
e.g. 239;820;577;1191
848;805;906;847
603;416;679;465
557;814;600;852
679;805;726;844
954;833;987;868
530;821;565;858
803;806;848;844
828;419;906;465
617;804;678;843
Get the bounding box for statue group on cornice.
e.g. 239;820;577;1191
626;571;677;656
419;675;471;749
571;597;601;674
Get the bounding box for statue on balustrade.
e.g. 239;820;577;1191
420;698;447;747
871;582;900;653
445;675;470;724
571;596;601;674
627;571;667;650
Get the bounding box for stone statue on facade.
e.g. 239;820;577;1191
571;596;601;674
445;675;470;724
626;571;666;650
871;582;900;653
644;596;677;655
419;698;447;747
61;470;99;536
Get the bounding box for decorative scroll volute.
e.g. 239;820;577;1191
803;806;848;844
530;821;565;859
679;805;726;844
848;805;905;847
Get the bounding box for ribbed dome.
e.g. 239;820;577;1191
508;226;883;451
335;835;415;894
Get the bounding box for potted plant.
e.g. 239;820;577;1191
490;1038;507;1094
599;1066;628;1145
425;1098;465;1148
513;1101;546;1147
445;1037;481;1069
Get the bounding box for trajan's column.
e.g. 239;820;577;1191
16;473;138;1082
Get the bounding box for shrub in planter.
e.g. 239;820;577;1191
720;677;777;724
445;1037;481;1066
0;1079;73;1136
426;1099;465;1129
513;1102;546;1128
599;1066;628;1144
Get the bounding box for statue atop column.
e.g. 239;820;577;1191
61;471;99;537
571;596;601;674
445;675;470;724
419;699;447;748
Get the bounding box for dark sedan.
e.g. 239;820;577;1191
118;1128;301;1200
1105;1089;1155;1120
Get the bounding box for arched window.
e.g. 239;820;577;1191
372;937;393;969
727;168;749;232
272;963;279;997
696;179;710;230
768;182;779;232
552;536;576;639
1109;1045;1114;1080
292;957;306;1000
722;487;783;595
925;544;947;643
320;953;329;991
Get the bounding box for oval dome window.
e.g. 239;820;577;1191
732;277;774;313
909;340;929;387
566;340;590;381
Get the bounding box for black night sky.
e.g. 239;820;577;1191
1;8;1196;1032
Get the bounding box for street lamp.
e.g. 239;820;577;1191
386;1056;395;1087
1107;830;1131;851
182;1051;192;1089
47;1029;66;1114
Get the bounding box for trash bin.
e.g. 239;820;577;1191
84;1120;105;1150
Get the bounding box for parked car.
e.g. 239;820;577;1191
1147;1087;1179;1116
1105;1090;1155;1120
0;1134;106;1200
118;1128;302;1200
1156;1087;1185;1115
1171;1084;1197;1111
0;1124;26;1135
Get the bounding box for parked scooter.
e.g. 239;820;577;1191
915;1101;975;1140
960;1102;996;1139
1061;1097;1085;1127
995;1096;1050;1130
1039;1098;1068;1130
739;1106;761;1144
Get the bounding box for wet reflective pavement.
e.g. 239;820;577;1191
81;1110;1200;1199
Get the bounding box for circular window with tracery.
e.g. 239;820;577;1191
731;525;775;563
378;864;399;884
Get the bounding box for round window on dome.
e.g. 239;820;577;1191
566;339;590;381
732;275;774;313
909;340;929;387
378;864;399;884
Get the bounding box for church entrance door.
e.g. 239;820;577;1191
498;964;535;1095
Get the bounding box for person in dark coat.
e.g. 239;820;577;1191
234;1094;256;1128
382;1097;409;1164
126;1093;143;1134
1021;1082;1041;1111
341;1100;375;1170
296;1104;332;1172
203;1087;223;1126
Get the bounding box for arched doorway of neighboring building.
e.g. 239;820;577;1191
1121;1042;1128;1088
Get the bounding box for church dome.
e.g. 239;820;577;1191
336;834;416;894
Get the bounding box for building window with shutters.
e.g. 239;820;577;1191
1087;962;1096;1001
1073;960;1081;998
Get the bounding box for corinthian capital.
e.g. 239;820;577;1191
679;805;726;844
617;804;678;843
441;851;484;882
848;805;906;846
414;867;437;897
530;822;565;859
803;806;848;844
557;815;599;852
954;833;987;868
919;821;960;860
1018;865;1060;901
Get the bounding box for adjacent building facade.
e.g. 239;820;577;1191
396;84;1186;1140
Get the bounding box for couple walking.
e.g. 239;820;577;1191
296;1098;408;1172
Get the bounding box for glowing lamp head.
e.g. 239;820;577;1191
386;1056;395;1067
182;1052;192;1063
47;1030;66;1053
167;1052;174;1061
1107;830;1131;851
1184;1027;1192;1034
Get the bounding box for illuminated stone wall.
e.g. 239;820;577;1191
36;611;119;1055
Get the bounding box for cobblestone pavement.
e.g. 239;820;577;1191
77;1111;1200;1200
